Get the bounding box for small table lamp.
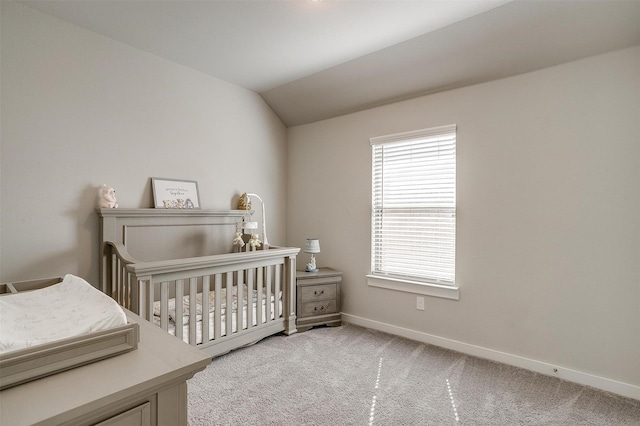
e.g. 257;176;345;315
304;238;320;272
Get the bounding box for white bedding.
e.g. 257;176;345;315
153;300;282;345
152;284;279;324
0;274;127;353
152;285;282;345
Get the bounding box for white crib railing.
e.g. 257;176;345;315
105;242;299;357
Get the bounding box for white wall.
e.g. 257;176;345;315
0;2;288;283
287;46;640;393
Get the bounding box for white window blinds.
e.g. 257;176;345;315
371;124;456;286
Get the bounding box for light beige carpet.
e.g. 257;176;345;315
187;324;639;425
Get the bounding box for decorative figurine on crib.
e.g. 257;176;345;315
237;192;252;211
99;184;118;208
249;233;262;250
233;232;245;249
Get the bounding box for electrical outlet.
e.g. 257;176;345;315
416;296;425;311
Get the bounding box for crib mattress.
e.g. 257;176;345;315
154;300;282;345
152;285;282;345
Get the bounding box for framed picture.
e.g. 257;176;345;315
151;178;200;209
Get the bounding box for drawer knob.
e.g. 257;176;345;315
314;290;324;296
314;305;325;311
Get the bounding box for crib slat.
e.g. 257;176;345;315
117;261;123;306
113;256;119;304
237;270;244;332
175;280;184;341
246;268;254;329
202;275;210;344
110;253;117;299
121;269;127;309
275;264;281;319
138;277;145;318
160;281;169;331
189;277;197;346
140;277;154;322
124;265;130;308
265;265;272;323
113;259;119;305
123;265;129;308
214;274;222;341
117;256;122;304
226;272;233;337
256;266;264;326
130;273;139;315
123;270;130;310
120;263;126;307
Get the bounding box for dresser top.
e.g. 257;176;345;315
0;310;211;425
296;267;342;279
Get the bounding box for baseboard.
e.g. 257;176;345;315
341;313;640;401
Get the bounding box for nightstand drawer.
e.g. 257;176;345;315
300;284;336;302
300;300;337;317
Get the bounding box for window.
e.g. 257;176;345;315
368;124;458;299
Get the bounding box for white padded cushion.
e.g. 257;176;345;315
0;274;127;353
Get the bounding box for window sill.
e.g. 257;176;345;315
366;275;459;300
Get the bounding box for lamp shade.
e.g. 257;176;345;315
304;238;321;254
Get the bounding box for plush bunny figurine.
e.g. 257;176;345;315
99;184;118;208
233;232;246;249
249;233;262;250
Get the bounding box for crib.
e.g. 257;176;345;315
98;208;299;357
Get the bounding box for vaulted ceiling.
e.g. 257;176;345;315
20;1;640;126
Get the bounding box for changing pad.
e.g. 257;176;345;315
0;274;127;353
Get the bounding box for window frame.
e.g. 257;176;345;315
367;125;459;300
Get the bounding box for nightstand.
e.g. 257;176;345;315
296;268;342;332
